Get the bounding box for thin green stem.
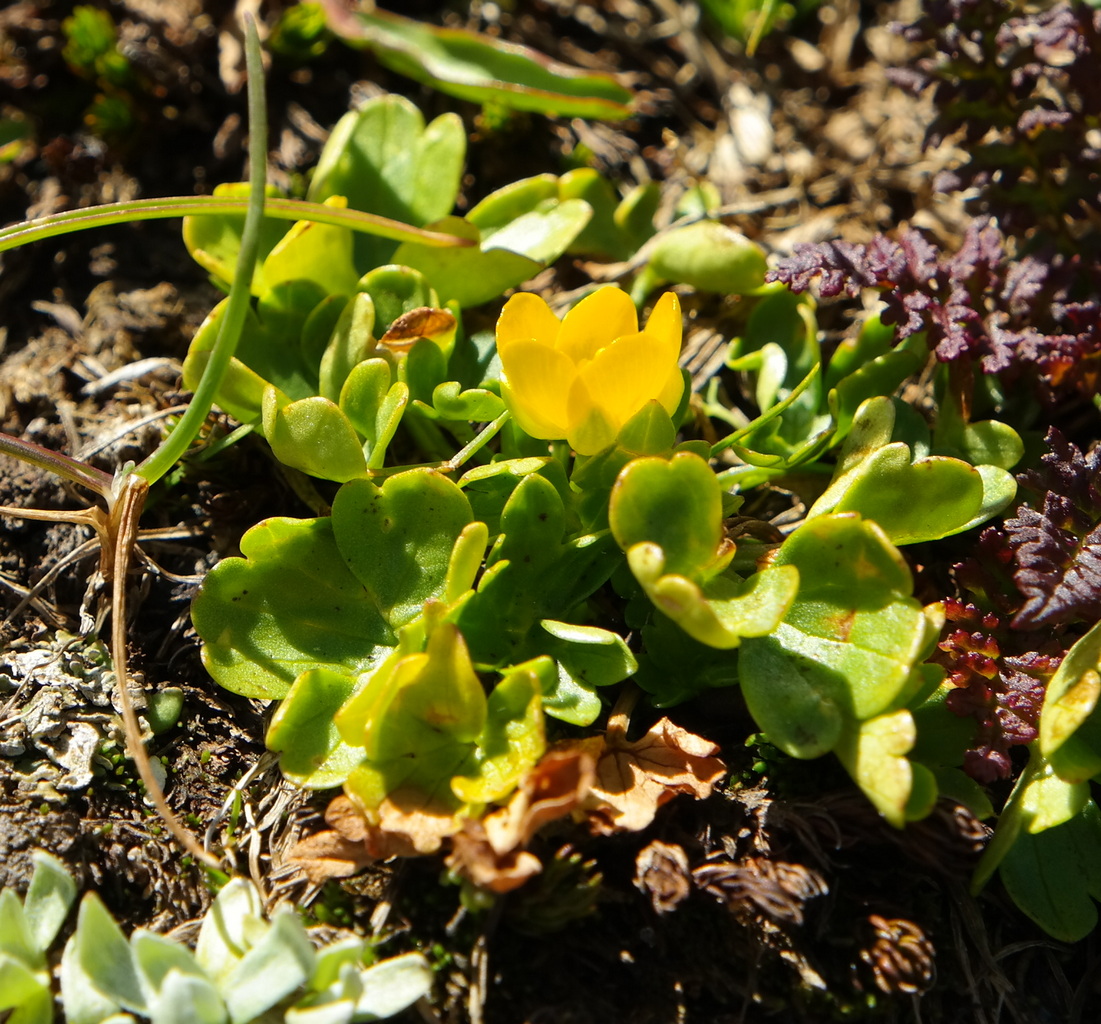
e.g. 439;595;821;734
709;362;821;458
0;432;114;499
444;410;511;473
136;20;268;485
0;196;473;253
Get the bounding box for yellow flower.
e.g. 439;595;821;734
495;287;684;456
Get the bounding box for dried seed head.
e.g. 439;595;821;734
634;839;692;914
859;914;936;995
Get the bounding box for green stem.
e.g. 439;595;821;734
0;196;472;254
135;22;269;486
0;432;114;499
444;410;511;473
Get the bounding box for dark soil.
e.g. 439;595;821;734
2;1;1099;1022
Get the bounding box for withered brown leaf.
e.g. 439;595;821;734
584;714;726;834
446;743;598;893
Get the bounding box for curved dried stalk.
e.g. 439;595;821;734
108;475;221;868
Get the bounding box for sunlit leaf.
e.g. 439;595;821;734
331;471;473;630
192;517;395;700
308;94;465;269
321;3;633;120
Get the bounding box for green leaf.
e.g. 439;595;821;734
431;381;506;421
999;800;1101;942
558;168;635;260
61;936;123;1024
332;471;474;630
627;552;799;649
0;889;38;969
352;952;433;1020
359;264;442;335
633;611;740;707
339;362;409;470
829;348;923;440
322;5;633;119
728;287;820;417
458;457;569;536
1039;618;1101;758
451;660;547;804
830;444;985;545
222;910;316;1024
23;851;76;957
192;516;395;700
476;198;592;265
834;710;935;828
308;95;465;269
337;624;489;816
152;970;228;1024
467;174;559;232
609;453;728;580
824;312;896;392
267;669;366;788
453;474;619;667
536;620;636;726
319;292;376;403
182;183;288;293
739;513;934;758
539;620;637;688
131;929;209;996
0;954;46;1012
973;750;1090;893
260;197;360;299
194;880;265;985
261;387;368;483
609;452;797;648
643;220;767;295
184;289;330;423
394;216;543;309
73;893;146;1013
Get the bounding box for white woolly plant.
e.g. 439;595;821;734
0;852;431;1024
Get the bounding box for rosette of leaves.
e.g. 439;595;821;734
193;461;637;831
181;95;617;481
601;400;1011;825
183;251;462;481
1;852;431;1024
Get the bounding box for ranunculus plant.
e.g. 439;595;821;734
9;1;1097;976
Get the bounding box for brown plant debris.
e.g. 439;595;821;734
858;914;937;995
633;838;692;914
446;742;598;894
693;855;828;927
583;709;727;835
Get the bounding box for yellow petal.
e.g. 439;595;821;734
578;331;681;428
566;376;618;455
499;341;575;439
495;292;561;360
642;291;682;353
656;365;686;416
557;286;638;364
